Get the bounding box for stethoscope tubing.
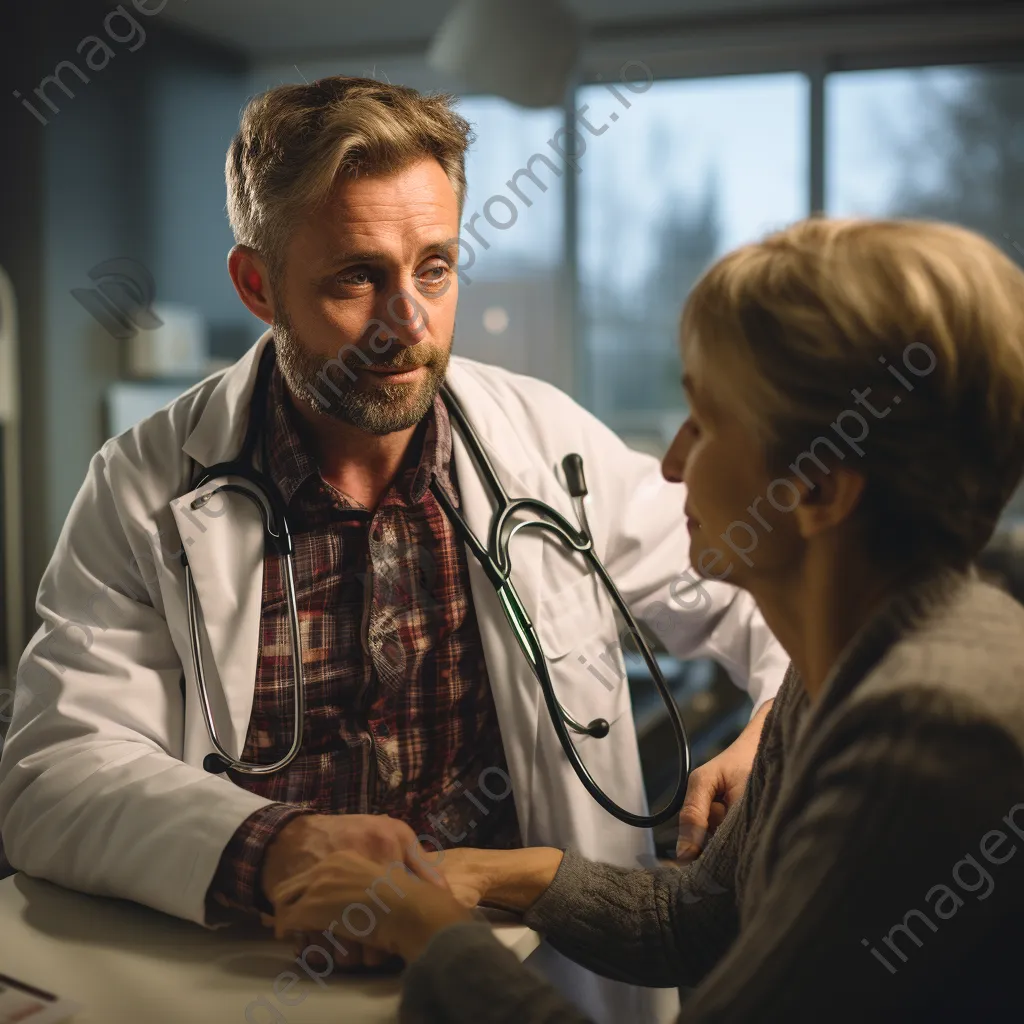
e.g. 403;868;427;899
434;382;692;828
180;351;692;827
182;470;307;775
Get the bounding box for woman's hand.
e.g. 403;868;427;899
433;847;496;909
438;847;565;914
272;849;473;964
676;698;774;861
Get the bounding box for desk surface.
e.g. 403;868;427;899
0;874;540;1024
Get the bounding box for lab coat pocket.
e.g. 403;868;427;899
536;571;608;660
535;572;629;732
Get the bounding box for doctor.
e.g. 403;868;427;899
0;76;786;1024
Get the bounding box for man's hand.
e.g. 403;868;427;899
262;814;447;968
676;698;774;862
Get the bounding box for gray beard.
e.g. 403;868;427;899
272;305;451;436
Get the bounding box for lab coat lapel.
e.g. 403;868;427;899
169;333;272;762
169;485;265;762
445;363;550;842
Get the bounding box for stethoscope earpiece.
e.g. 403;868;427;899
203;753;230;774
586;718;610;739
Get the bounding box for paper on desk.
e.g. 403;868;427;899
0;973;82;1023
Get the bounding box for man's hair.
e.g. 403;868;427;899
226;76;474;278
682;216;1024;571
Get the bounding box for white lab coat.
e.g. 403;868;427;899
0;332;787;1023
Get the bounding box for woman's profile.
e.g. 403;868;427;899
272;216;1024;1022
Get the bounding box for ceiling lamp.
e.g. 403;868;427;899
427;0;582;108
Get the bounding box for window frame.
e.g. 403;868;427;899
569;5;1024;415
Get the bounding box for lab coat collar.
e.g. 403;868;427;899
179;329;538;484
181;331;272;470
172;332;554;786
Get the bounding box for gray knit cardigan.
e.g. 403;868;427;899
400;568;1024;1023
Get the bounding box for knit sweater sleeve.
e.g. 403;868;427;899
397;680;789;1024
399;838;740;1024
519;826;740;988
677;690;1024;1022
508;685;791;990
399;802;745;1024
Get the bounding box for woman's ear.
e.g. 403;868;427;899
792;464;866;540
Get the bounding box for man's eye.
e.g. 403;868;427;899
339;270;372;286
419;264;449;284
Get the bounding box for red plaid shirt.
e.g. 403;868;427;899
206;352;521;920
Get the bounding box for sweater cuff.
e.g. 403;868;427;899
412;919;509;970
521;846;593;933
400;921;518;1018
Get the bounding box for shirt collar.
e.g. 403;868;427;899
262;356;459;511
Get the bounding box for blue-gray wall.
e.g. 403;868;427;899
2;1;255;640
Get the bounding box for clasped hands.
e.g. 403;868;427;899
262;813;484;968
262;701;772;973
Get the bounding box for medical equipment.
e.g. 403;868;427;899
181;345;691;827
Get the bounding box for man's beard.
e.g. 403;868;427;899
273;305;451;436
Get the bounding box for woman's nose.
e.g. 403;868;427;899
661;428;691;483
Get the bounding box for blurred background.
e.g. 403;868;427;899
3;0;1024;841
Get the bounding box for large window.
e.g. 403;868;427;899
577;73;809;449
827;65;1024;239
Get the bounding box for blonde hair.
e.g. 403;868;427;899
226;76;474;277
682;217;1024;569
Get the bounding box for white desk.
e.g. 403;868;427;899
0;874;540;1023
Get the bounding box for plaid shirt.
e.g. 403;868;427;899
206;353;521;921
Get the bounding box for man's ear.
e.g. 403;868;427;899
792;464;866;540
227;245;275;324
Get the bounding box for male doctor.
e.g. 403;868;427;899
0;77;786;1023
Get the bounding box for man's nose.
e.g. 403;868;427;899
376;284;429;347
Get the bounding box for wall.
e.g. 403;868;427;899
2;1;253;640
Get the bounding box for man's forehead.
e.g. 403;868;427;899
296;166;457;253
315;238;460;267
294;208;458;268
327;156;457;211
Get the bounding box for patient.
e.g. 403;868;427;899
270;217;1024;1021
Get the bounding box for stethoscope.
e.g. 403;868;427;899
181;344;691;828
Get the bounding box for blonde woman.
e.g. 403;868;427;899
274;218;1024;1022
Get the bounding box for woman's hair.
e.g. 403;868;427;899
682;216;1024;570
225;76;474;280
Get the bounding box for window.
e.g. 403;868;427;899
827;64;1024;241
576;73;809;449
